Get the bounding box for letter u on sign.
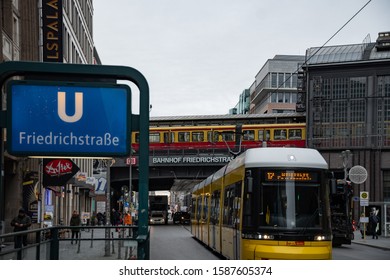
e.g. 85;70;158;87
57;91;83;123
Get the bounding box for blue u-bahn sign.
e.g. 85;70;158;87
7;81;131;157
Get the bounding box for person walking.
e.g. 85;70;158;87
10;208;32;248
368;209;380;239
111;208;120;226
69;210;81;244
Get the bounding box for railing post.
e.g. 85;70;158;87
50;227;59;260
35;231;41;260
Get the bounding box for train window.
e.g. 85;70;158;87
178;132;190;142
243;130;255;141
163;132;174;143
207;131;216;142
192;132;204;142
258;130;270;141
222;131;234;141
288;129;302;140
149;132;160;143
274;129;287;140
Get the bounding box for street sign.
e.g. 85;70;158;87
360;191;369;206
7;81;131;157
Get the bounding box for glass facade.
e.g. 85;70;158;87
309;76;368;148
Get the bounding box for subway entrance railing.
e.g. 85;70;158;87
0;225;149;260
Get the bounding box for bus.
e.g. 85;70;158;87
190;147;332;260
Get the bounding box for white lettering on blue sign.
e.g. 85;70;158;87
19;131;119;147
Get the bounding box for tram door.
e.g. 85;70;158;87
210;190;220;251
233;184;241;260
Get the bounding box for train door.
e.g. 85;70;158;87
163;131;174;144
258;129;270;145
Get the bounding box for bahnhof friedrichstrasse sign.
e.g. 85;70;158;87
7;81;131;157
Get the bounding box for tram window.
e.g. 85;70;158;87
222;131;234;141
210;190;220;225
149;132;160;143
223;184;240;227
134;132;140;143
192;132;204;142
243;130;255;141
288;129;302;140
274;129;287;140
202;195;209;220
196;197;202;220
178;132;190;142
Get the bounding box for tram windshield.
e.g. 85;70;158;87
261;183;320;229
242;169;329;234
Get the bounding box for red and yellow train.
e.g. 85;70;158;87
132;123;306;152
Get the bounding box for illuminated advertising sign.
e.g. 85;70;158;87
7;81;131;157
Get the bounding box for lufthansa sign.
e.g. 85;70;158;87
7;81;131;157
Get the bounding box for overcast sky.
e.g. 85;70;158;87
93;0;389;117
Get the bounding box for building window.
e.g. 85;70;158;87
271;92;277;103
271;73;277;88
350;77;366;98
333;100;348;123
292;73;298;88
284;93;290;103
278;73;284;88
333;78;348;99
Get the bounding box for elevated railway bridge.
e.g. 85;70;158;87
109;113;306;197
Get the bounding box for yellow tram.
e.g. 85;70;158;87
190;147;332;260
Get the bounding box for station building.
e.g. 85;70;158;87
301;32;390;223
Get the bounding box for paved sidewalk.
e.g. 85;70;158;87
351;230;390;250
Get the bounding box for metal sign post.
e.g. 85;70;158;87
360;191;369;239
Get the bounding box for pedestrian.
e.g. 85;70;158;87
69;210;81;244
111;208;120;226
368;209;380;239
90;211;97;226
10;208;32;248
96;212;104;225
124;211;132;225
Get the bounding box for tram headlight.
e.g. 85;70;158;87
314;235;326;241
242;233;274;240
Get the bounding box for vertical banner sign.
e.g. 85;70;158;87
42;0;63;62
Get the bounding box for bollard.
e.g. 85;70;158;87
111;232;115;254
77;232;81;253
90;229;93;248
